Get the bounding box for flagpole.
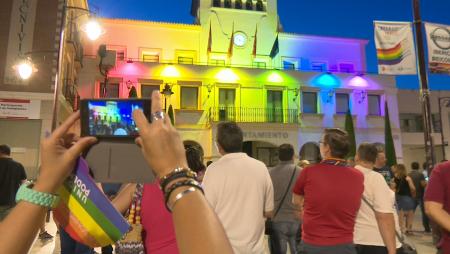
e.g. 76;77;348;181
412;0;435;174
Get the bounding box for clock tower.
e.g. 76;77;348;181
191;0;280;66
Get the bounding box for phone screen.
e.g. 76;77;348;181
87;100;143;137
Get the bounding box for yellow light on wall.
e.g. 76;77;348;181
216;68;238;83
161;65;180;78
267;72;283;83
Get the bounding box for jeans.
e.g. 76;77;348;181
270;221;300;254
60;228;94;254
299;242;356;254
417;198;431;232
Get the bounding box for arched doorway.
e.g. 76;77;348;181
243;141;278;167
299;142;321;164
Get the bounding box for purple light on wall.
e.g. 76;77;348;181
348;76;369;88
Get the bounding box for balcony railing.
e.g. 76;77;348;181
63;79;80;111
211;107;299;123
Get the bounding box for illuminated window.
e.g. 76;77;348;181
181;87;199;110
302;92;317;114
253;61;266;68
336;93;349;114
267;90;283;123
218;88;236;121
283;61;296;70
178;56;194;65
311;62;327;72
142;54;159;63
99;83;119;98
209;59;226;66
339;63;355;73
141;84;160;98
368;95;381;116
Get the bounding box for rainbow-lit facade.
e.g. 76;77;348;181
78;0;402;164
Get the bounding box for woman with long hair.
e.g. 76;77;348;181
185;146;206;183
392;164;416;234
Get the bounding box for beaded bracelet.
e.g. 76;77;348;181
160;169;197;192
164;179;204;211
167;187;198;211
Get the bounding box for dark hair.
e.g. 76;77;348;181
185;147;206;174
322;128;350;159
278;144;294;161
206;160;213;167
357;143;378;164
216;122;243;153
0;144;11;156
411;162;420;170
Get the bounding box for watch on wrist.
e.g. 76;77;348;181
16;182;60;208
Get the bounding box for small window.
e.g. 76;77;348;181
283;61;296;70
339;63;355;73
224;0;231;8
368;95;381;116
432;113;441;133
181;87;199;110
178;56;194;65
245;0;253;10
99;83;119;98
209;59;226;66
302;92;317;114
256;0;264;11
116;50;125;62
212;0;221;7
335;93;349;114
311;62;327;72
253;61;266;68
235;0;243;9
142;54;159;63
141;84;160;98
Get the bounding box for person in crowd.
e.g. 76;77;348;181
0;91;233;254
425;161;450;254
292;128;364;254
392;164;416;234
0;144;27;221
269;144;301;254
373;146;393;184
409;162;430;233
203;121;274;253
353;143;399;254
185;146;206;183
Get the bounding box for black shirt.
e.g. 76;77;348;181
373;166;393;184
395;176;412;197
0;157;27;206
409;170;425;198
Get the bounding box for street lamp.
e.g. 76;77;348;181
438;97;450;160
161;83;174;111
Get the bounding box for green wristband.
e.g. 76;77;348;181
16;182;60;208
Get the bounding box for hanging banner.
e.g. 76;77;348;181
425;23;450;75
374;21;417;75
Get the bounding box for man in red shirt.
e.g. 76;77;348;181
424;162;450;253
292;128;364;254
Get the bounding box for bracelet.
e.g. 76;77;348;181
164;179;204;211
167;187;198;211
160;168;197;192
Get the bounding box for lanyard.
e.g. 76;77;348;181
321;158;348;167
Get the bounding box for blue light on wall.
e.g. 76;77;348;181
313;73;341;87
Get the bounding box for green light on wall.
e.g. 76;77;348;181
216;68;239;83
267;72;283;83
161;65;180;78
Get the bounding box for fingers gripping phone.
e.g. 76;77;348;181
80;99;155;183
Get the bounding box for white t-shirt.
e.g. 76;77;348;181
203;153;274;254
354;165;402;248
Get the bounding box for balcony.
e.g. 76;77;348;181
63;79;80;111
211;107;299;124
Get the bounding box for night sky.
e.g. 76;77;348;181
88;0;450;90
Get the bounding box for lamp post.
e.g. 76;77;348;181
161;83;174;111
438;97;450;160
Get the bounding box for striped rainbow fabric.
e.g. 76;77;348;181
53;158;130;247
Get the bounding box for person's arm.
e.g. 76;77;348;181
112;184;136;214
0;112;97;254
425;201;450;232
292;194;304;219
263;170;274;218
133;91;233;254
375;212;397;254
406;176;416;198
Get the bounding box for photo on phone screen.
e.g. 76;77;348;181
82;99;150;137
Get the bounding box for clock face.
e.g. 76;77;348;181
233;32;247;47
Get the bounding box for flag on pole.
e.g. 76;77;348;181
207;22;212;54
384;101;397;167
270;34;279;59
425;22;450;75
374;21;417;75
53;158;130;247
228;22;234;58
252;26;258;58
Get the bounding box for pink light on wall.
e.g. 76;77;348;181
348;75;369;88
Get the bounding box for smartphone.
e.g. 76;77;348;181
80;99;151;138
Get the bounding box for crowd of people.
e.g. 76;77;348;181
0;90;449;254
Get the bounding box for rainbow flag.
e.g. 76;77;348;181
53;158;130;247
377;42;405;65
